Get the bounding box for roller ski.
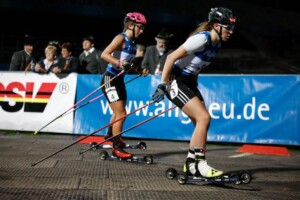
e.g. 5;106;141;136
99;140;153;165
99;150;153;165
165;167;252;185
166;157;251;185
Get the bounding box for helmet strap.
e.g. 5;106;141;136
132;24;137;41
213;27;223;42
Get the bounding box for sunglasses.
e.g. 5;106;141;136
218;24;235;31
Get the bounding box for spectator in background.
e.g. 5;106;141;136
48;40;61;55
9;34;36;71
35;40;61;63
53;42;80;74
142;28;174;75
78;35;107;74
134;43;145;66
33;45;60;74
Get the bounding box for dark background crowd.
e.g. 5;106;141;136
0;0;299;74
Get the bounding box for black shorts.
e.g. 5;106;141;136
101;72;127;103
166;70;204;109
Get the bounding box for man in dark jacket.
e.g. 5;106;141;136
78;35;107;74
9;35;36;71
142;28;174;75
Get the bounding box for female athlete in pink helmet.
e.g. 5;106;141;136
100;12;149;159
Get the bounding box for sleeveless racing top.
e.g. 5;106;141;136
106;32;137;75
174;31;221;76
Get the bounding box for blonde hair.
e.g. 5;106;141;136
190;21;214;36
45;45;57;55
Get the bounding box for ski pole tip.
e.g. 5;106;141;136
31;163;36;167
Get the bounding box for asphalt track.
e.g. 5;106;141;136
0;131;299;200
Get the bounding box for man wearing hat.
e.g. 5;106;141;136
9;34;36;71
142;28;174;75
78;35;108;74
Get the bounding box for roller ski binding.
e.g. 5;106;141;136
99;150;153;165
89;141;147;151
165;168;252;185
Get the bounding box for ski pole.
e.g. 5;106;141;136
34;70;125;135
63;94;105;116
31;100;155;167
79;105;177;155
50;74;143;119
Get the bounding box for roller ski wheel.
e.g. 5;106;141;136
136;142;147;150
90;142;98;151
99;150;153;165
165;168;177;180
90;141;147;151
239;170;252;184
231;170;252;185
100;150;108;160
177;173;188;185
144;155;153;164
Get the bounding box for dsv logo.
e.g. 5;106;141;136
0;82;57;113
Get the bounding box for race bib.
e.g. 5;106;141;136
105;86;119;102
169;80;178;99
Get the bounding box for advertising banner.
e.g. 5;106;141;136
74;75;300;146
0;72;77;133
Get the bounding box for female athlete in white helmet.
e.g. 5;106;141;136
152;7;236;178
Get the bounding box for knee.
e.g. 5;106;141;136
115;110;127;119
205;114;211;125
197;112;210;126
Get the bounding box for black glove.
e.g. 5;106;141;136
139;68;149;77
152;83;167;103
120;62;132;71
130;57;139;69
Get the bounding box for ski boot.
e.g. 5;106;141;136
196;158;223;178
112;139;132;159
183;157;197;175
183;156;223;178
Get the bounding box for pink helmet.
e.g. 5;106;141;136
124;12;147;25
